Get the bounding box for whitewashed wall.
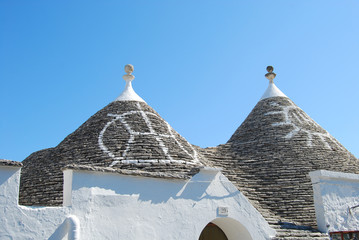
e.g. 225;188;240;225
0;166;68;239
310;170;359;233
0;165;275;239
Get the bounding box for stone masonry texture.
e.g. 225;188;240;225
19;101;205;206
201;97;358;239
18;97;359;239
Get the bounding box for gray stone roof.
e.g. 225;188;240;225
16;75;358;239
202;96;358;239
63;164;199;180
19;100;206;206
0;159;22;167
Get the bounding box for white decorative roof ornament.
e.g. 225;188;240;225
260;66;288;100
115;64;145;102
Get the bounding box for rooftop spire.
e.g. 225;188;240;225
260;65;287;100
123;64;135;81
115;64;145;102
265;66;276;83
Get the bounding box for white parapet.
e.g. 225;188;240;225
63;169;74;207
67;168;275;240
1;163;275;239
309;170;359;233
0;164;22;206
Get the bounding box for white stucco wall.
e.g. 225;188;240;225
0;167;21;206
309;170;359;233
0;166;68;239
0;165;276;239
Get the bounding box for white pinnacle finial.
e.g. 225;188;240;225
115;64;145;102
123;64;135;81
260;65;287;100
265;66;276;83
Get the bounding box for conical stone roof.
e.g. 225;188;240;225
203;67;359;231
225;95;358;224
19;65;205;206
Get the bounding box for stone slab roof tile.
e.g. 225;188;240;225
63;164;200;180
0;159;23;167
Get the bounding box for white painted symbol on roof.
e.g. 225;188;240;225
265;101;344;150
98;103;200;167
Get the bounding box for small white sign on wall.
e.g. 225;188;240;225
218;207;228;216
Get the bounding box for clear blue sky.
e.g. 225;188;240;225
1;0;358;161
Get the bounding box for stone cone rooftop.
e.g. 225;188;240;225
19;100;205;206
17;67;359;239
202;92;358;239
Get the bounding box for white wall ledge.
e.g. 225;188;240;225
310;170;359;182
309;170;359;233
